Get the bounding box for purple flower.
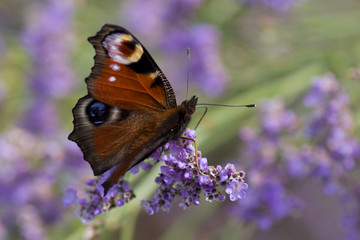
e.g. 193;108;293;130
18;206;48;240
259;98;297;137
226;181;248;201
303;74;340;108
22;0;75;98
20;99;60;137
141;129;247;214
165;24;228;96
0;127;84;239
234;74;360;238
62;188;77;207
66;176;135;223
21;0;75;137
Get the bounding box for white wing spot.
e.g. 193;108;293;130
108;76;116;82
110;64;120;71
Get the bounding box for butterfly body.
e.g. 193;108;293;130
69;24;197;193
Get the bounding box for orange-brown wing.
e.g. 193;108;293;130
69;25;182;193
68;94;189;194
69;95;166;176
86;24;177;112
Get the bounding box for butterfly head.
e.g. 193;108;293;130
182;95;198;115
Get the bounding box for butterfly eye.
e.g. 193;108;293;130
86;100;110;125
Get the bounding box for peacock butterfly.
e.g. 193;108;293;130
69;24;197;194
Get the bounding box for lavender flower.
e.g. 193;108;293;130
21;0;75;136
70;177;135;223
234;74;360;238
340;185;360;240
22;0;75;98
226;181;248;201
165;24;228;96
64;171;137;222
236;102;304;229
65;129;248;220
0;127;82;240
141;129;247;214
20;99;60;137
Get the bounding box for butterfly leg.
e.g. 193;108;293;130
194;106;208;130
180;136;207;176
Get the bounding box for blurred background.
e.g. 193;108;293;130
1;0;360;239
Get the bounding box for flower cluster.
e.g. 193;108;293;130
65;129;248;221
63;177;135;223
234;74;360;239
142;129;247;214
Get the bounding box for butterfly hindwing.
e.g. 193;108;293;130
69;94;168;176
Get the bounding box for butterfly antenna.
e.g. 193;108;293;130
194;106;208;130
186;48;191;100
195;103;256;129
197;103;256;108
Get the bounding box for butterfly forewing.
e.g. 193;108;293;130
86;24;177;111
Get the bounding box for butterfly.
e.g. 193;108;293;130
69;24;197;194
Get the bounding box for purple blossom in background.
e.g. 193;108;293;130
0;128;82;240
121;0;228;96
20;99;60;137
0;1;86;239
65;129;248;221
234;74;360;239
22;0;74;98
165;25;228;96
235;99;304;230
165;0;204;24
340;185;360;240
21;0;75;136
